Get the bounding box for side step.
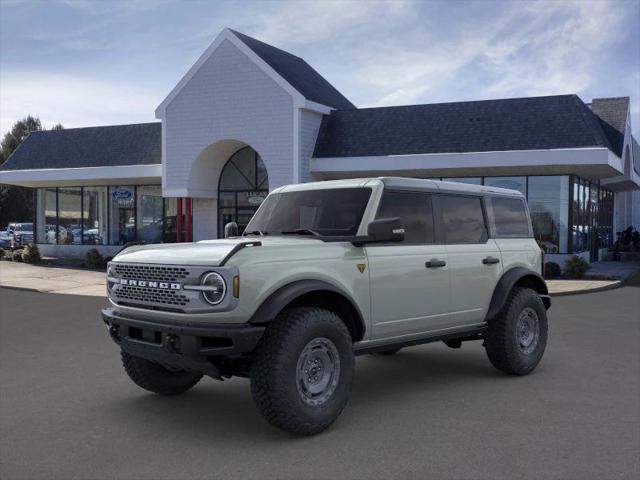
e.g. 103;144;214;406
354;326;486;356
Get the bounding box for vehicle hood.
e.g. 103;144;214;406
112;236;325;266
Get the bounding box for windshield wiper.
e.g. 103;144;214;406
281;228;321;237
243;230;268;236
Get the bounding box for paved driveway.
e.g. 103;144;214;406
1;286;638;480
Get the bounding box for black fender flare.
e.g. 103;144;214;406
248;279;366;340
485;267;550;321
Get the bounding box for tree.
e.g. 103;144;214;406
0;116;63;228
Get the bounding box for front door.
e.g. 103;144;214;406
366;191;451;340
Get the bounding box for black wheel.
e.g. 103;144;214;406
121;351;202;395
250;307;354;435
484;287;548;375
375;348;402;356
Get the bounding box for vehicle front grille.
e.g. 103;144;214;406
115;284;190;307
113;264;190;282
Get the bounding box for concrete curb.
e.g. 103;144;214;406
0;284;41;293
549;280;623;297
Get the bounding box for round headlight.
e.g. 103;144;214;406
201;272;226;305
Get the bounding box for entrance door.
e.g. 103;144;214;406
217;147;268;237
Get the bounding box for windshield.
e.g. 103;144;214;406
13;223;32;232
244;188;372;237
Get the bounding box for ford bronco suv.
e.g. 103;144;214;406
102;178;550;435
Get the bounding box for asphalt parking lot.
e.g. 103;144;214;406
1;284;639;480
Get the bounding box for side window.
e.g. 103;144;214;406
376;191;435;244
440;195;487;244
490;197;531;237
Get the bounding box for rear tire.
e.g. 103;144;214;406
250;307;354;435
121;351;202;395
485;287;548;375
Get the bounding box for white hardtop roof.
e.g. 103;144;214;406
274;177;525;197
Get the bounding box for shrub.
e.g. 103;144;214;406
85;248;105;269
11;250;24;262
22;244;42;264
544;261;561;279
0;249;5;260
564;255;590;278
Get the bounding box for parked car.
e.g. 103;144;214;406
102;178;550;435
4;223;34;249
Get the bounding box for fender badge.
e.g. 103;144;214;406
357;263;366;274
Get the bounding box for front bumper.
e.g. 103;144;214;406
102;308;265;377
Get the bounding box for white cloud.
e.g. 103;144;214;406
0;72;158;132
250;0;411;46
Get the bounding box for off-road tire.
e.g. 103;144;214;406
250;307;354;435
121;351;202;395
484;287;548;375
375;348;401;356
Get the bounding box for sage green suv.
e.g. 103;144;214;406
102;177;550;435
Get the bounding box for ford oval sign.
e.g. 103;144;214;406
112;189;133;200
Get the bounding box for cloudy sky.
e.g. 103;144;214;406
1;0;639;136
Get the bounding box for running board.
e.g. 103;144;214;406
354;326;487;356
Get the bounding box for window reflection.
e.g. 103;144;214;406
528;176;569;254
83;187;107;245
57;188;82;245
109;186;136;245
137;186;163;243
484;176;527;195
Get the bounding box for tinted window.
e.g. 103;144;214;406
440;195;487;244
245;188;372;237
376;191;434;244
491;197;530;237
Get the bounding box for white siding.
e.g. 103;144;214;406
163;39;294;195
299;110;323;183
192;198;217;241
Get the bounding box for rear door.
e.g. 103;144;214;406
439;194;503;326
366;190;451;340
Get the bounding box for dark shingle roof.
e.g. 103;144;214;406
590;97;629;156
230;29;355;110
0;123;161;171
313;95;616;158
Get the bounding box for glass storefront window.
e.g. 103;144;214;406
83;187;107;245
36;188;57;244
163;197;177;243
137;186;163;243
218;146;269;237
528;176;569;254
441;177;482;185
484;176;527;195
109;186;136;245
57;188;82;245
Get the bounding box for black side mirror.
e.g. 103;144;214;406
366;217;405;243
224;222;239;238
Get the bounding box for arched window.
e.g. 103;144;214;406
218;146;268;236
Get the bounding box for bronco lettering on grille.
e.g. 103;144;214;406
119;279;181;290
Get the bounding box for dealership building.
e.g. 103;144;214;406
1;28;638;264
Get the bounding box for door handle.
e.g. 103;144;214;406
482;256;500;265
425;259;446;268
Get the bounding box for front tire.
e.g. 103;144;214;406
250;307;354;435
121;351;202;395
484;287;548;375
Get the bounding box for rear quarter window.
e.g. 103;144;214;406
440;195;487;244
490;196;531;237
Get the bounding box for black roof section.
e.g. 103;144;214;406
230;29;355;111
314;94;617;158
0;122;161;171
590;97;629;157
